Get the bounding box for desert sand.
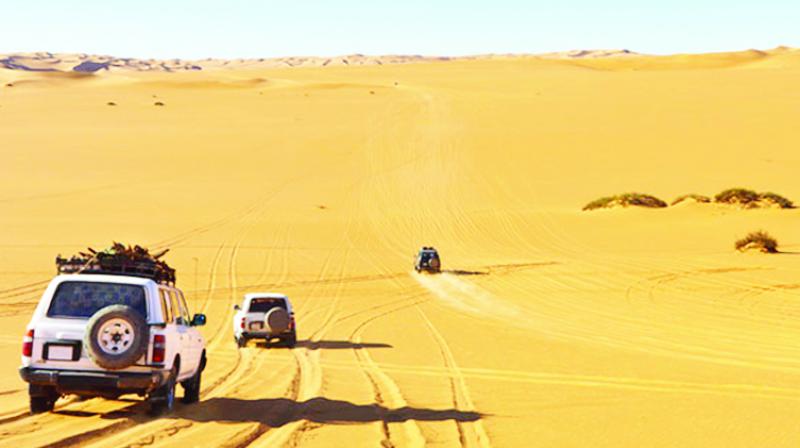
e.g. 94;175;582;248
1;48;800;447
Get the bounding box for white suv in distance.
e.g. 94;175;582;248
19;273;207;415
233;293;296;348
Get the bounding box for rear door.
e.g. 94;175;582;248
168;289;194;379
31;280;150;372
177;290;202;371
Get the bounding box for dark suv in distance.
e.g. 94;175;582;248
415;247;441;273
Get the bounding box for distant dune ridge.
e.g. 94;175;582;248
1;47;798;74
0;52;455;73
0;52;203;73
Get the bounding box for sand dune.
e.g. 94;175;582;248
4;47;797;77
0;52;452;73
1;48;800;447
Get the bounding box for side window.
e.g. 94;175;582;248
159;289;172;323
177;290;191;320
169;290;188;325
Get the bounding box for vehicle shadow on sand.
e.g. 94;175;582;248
441;269;488;276
59;398;482;432
254;340;393;350
174;397;483;426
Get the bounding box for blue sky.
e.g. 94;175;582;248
1;0;798;58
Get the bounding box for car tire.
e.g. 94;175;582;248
181;367;202;404
84;305;149;370
30;396;56;414
284;330;297;348
29;385;58;414
148;365;177;415
281;330;297;348
236;336;246;348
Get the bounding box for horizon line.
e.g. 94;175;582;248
1;45;797;61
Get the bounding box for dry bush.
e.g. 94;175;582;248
735;231;779;253
583;193;667;211
758;192;795;209
714;188;794;209
715;188;759;206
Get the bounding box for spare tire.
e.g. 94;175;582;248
84;305;149;370
429;258;441;269
265;308;290;333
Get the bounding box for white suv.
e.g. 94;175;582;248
233;293;296;348
19;274;207;415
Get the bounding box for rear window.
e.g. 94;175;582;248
421;252;438;261
248;298;287;313
47;282;147;319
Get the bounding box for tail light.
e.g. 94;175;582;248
240;318;246;329
289;317;295;330
22;329;34;357
152;334;166;364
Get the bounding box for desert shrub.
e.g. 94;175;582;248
714;188;794;209
758;192;795;209
671;194;711;206
583;193;667;211
715;188;760;206
735;231;778;253
583;196;615;210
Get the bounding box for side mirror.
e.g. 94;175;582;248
191;313;207;326
233;304;241;311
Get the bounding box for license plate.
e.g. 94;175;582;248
47;345;74;361
250;322;263;330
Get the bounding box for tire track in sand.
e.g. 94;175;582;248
348;293;429;448
123;224;310;448
206;222;352;448
416;306;491;448
356;85;491;447
245;185;364;448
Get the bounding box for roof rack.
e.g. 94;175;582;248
55;243;176;285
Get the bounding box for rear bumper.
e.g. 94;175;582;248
242;331;292;339
19;367;168;395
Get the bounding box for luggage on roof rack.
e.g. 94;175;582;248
56;242;176;285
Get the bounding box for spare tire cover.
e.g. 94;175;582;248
265;308;290;333
84;305;149;370
430;258;440;269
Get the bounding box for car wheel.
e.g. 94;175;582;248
84;305;149;370
30;396;56;414
236;336;246;348
29;385;58;414
284;331;297;348
181;368;202;404
148;366;177;415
